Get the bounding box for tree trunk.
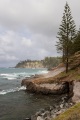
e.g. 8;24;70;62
66;56;68;73
66;39;69;73
62;48;65;63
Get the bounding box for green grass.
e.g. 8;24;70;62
33;67;80;84
53;103;80;120
56;68;80;82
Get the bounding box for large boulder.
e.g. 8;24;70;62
72;81;80;103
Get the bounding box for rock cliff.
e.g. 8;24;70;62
15;60;45;68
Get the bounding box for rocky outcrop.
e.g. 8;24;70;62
15;60;45;68
72;81;80;103
21;78;73;96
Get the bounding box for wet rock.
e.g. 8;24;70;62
37;116;43;120
35;112;42;117
51;110;55;115
42;111;50;118
60;104;64;109
44;116;51;120
51;114;56;119
24;94;73;120
39;109;45;113
65;103;69;108
56;110;62;116
50;106;54;111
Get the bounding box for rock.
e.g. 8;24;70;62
65;103;69;108
69;102;73;106
35;111;42;117
72;81;80;103
60;104;64;109
44;117;51;120
42;111;50;118
51;110;55;115
39;109;45;113
21;78;70;95
61;109;66;112
56;110;62;116
51;114;56;119
50;106;53;111
24;118;31;120
37;116;43;120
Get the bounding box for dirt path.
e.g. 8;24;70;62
43;67;65;78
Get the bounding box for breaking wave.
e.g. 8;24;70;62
0;69;48;80
0;86;26;95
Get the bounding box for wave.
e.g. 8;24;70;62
0;73;30;80
0;86;26;95
0;69;48;80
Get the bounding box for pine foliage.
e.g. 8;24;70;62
56;2;76;72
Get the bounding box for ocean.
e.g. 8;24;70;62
0;68;63;120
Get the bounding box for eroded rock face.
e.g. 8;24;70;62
72;81;80;103
21;79;71;95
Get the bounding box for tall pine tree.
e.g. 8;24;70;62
56;2;76;73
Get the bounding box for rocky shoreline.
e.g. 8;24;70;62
24;94;74;120
21;67;80;120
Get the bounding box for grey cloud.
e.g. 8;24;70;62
0;0;79;35
0;0;79;67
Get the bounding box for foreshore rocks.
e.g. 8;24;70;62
21;73;80;120
24;97;74;120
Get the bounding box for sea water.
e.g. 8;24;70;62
0;68;63;120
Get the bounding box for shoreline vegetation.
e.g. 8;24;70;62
15;57;61;70
21;51;80;120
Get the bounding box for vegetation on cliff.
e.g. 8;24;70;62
56;2;80;73
15;57;61;68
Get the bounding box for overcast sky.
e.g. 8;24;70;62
0;0;80;67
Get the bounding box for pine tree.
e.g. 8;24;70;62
56;2;76;73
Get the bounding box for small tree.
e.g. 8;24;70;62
56;2;76;73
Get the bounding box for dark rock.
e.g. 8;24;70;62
42;111;50;118
31;115;37;120
44;117;51;120
50;106;54;111
39;109;45;113
35;111;42;117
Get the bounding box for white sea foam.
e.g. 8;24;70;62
0;69;48;80
0;86;26;95
0;72;29;80
37;70;48;74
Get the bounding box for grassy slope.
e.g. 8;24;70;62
32;53;80;120
54;103;80;120
33;67;80;84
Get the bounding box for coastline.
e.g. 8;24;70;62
21;66;73;120
21;65;80;120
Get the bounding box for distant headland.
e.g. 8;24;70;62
15;57;61;69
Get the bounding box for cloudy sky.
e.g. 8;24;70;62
0;0;80;67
